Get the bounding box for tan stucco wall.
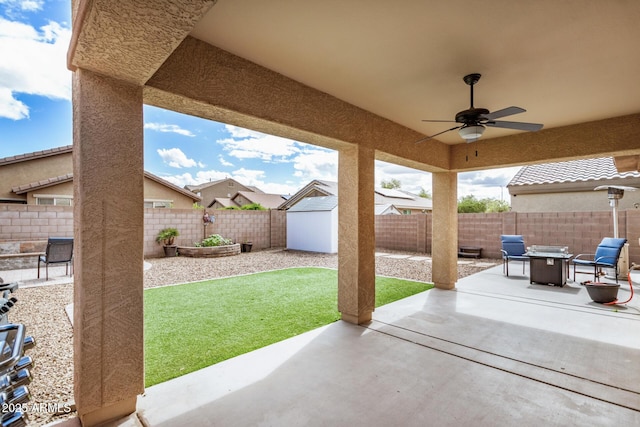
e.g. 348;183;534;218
0;152;72;201
25;181;75;204
72;68;144;424
510;191;640;212
0;153;193;208
199;180;251;206
144;178;194;208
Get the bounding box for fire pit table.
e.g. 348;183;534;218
525;245;572;287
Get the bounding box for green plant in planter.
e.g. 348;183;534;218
156;228;179;246
194;234;233;247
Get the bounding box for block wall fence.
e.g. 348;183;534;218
0;204;638;265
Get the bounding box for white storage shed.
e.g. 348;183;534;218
286;196;338;253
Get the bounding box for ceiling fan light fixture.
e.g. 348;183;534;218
459;124;485;141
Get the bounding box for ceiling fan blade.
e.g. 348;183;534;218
416;126;461;143
482;106;525;120
421;119;458;123
485;120;543;131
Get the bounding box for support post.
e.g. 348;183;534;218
432;172;458;290
338;145;376;324
72;69;144;425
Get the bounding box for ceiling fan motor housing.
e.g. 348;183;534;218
455;108;489;124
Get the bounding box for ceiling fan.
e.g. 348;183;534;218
418;73;543;143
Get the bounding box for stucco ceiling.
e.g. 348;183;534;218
190;0;640;145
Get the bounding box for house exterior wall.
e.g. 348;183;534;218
510;191;640;212
0;152;72;202
233;194;251;206
286;209;338;253
25;181;75;204
198;180;252;206
143;178;195;209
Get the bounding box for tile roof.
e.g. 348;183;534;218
209;197;234;208
144;172;202;201
11;171;202;201
0;145;72;166
234;191;285;209
507;157;640;187
11;173;73;194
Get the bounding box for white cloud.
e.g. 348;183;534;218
20;1;43;12
159;172;196;188
0;17;71;120
0;1;44;15
144;122;195;137
458;167;520;201
218;124;302;162
231;167;265;184
159;170;231;188
374;161;432;195
229;167;300;195
292;148;338;182
0;87;28;119
218;154;233;167
157;148;202;169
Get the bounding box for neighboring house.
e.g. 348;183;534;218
0;146;201;208
278;180;338;210
373;187;432;214
186;178;261;207
209;197;236;210
279;179;432;214
210;190;285;209
507;157;640;212
375;204;401;215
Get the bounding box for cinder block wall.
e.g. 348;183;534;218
377;210;639;264
1;204;638;264
0;204;74;240
375;214;431;253
0;205;288;260
144;209;287;258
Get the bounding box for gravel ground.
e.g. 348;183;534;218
7;249;497;426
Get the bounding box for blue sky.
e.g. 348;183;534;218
0;0;518;200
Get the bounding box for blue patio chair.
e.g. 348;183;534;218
571;237;627;284
500;235;529;276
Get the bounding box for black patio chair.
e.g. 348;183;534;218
38;237;74;280
571;237;627;283
500;235;529;276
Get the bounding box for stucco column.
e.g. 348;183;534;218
338;145;376;324
432;171;458;289
72;69;144;425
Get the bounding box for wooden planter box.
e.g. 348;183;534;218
177;243;241;258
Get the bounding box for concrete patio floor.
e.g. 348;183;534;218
130;263;640;427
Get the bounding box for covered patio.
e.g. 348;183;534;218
136;266;640;426
65;1;640;424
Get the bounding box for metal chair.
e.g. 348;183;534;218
500;235;529;276
571;237;627;283
38;238;74;280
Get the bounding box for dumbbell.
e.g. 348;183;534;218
21;337;34;353
0;386;30;406
0;369;31;392
1;410;27;427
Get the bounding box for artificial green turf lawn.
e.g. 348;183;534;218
144;267;433;386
